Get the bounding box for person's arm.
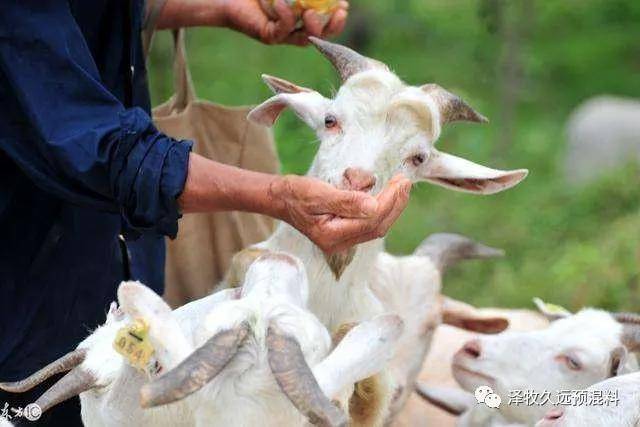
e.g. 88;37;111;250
0;0;409;253
180;154;412;254
154;0;349;45
0;0;191;238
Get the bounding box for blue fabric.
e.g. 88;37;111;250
0;0;192;381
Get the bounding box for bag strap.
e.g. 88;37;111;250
142;0;168;59
143;0;196;112
168;29;196;112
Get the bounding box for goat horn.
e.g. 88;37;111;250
34;367;97;414
309;36;388;83
0;349;87;393
613;312;640;325
140;322;250;408
421;84;488;126
267;323;348;427
621;324;640;353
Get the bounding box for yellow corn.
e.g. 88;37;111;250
261;0;340;18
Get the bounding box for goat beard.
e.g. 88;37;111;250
324;248;357;280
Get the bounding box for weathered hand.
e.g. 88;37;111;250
270;174;411;253
223;0;349;45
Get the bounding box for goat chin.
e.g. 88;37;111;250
261;222;386;331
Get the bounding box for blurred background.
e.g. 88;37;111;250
148;0;640;312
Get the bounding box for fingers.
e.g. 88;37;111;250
319;175;411;253
263;0;298;44
316;189;378;219
323;2;349;38
301;9;325;38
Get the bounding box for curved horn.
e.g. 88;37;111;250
421;84;488;126
34;367;96;414
0;349;87;393
140;323;250;408
267;323;348;427
414;233;504;272
621;324;640;352
613;312;640;325
309;36;387;82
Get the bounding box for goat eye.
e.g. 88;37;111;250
410;153;426;167
324;114;338;129
565;355;582;371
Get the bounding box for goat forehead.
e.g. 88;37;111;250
334;70;406;115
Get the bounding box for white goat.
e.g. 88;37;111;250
396;308;548;427
535;371;640;427
565;96;640;185
416;307;640;426
370;233;511;421
1;253;403;427
242;36;528;420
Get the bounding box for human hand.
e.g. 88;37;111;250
223;0;349;45
269;174;411;254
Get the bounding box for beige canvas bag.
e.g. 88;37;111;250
150;29;279;307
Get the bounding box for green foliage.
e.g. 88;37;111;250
148;0;640;311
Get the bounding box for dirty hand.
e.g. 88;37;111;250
223;0;349;45
270;174;412;253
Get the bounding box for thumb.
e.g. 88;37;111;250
323;190;378;219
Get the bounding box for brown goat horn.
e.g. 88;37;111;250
140;323;250;408
621;324;640;353
267;323;348;427
35;367;97;414
613;312;640;325
421;84;488;126
309;36;387;82
0;349;87;393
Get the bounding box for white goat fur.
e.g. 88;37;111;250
54;254;402;427
422;309;638;426
535;371;640;427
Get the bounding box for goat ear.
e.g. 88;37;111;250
414;383;475;416
312;314;403;399
609;346;629;377
117;282;192;367
261;74;313;94
442;297;509;334
416;150;528;195
248;91;329;128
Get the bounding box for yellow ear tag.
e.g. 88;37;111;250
533;297;571;315
113;319;155;371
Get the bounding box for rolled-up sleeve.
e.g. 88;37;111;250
0;0;191;238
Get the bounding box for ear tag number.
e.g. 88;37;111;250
113;319;155;372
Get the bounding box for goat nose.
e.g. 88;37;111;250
462;339;482;359
342;168;376;192
543;409;564;421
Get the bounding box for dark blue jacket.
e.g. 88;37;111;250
0;0;192;380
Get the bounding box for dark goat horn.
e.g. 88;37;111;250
309;36;388;82
267;323;348;427
0;349;87;393
35;367;96;415
621;324;640;353
421;84;488;126
140;323;250;408
613;312;640;325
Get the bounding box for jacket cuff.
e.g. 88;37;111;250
112;107;192;239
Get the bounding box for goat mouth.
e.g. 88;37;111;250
452;363;495;385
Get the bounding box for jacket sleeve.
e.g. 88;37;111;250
0;0;192;238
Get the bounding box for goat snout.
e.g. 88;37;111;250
342;168;376;192
536;408;564;427
461;339;482;359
